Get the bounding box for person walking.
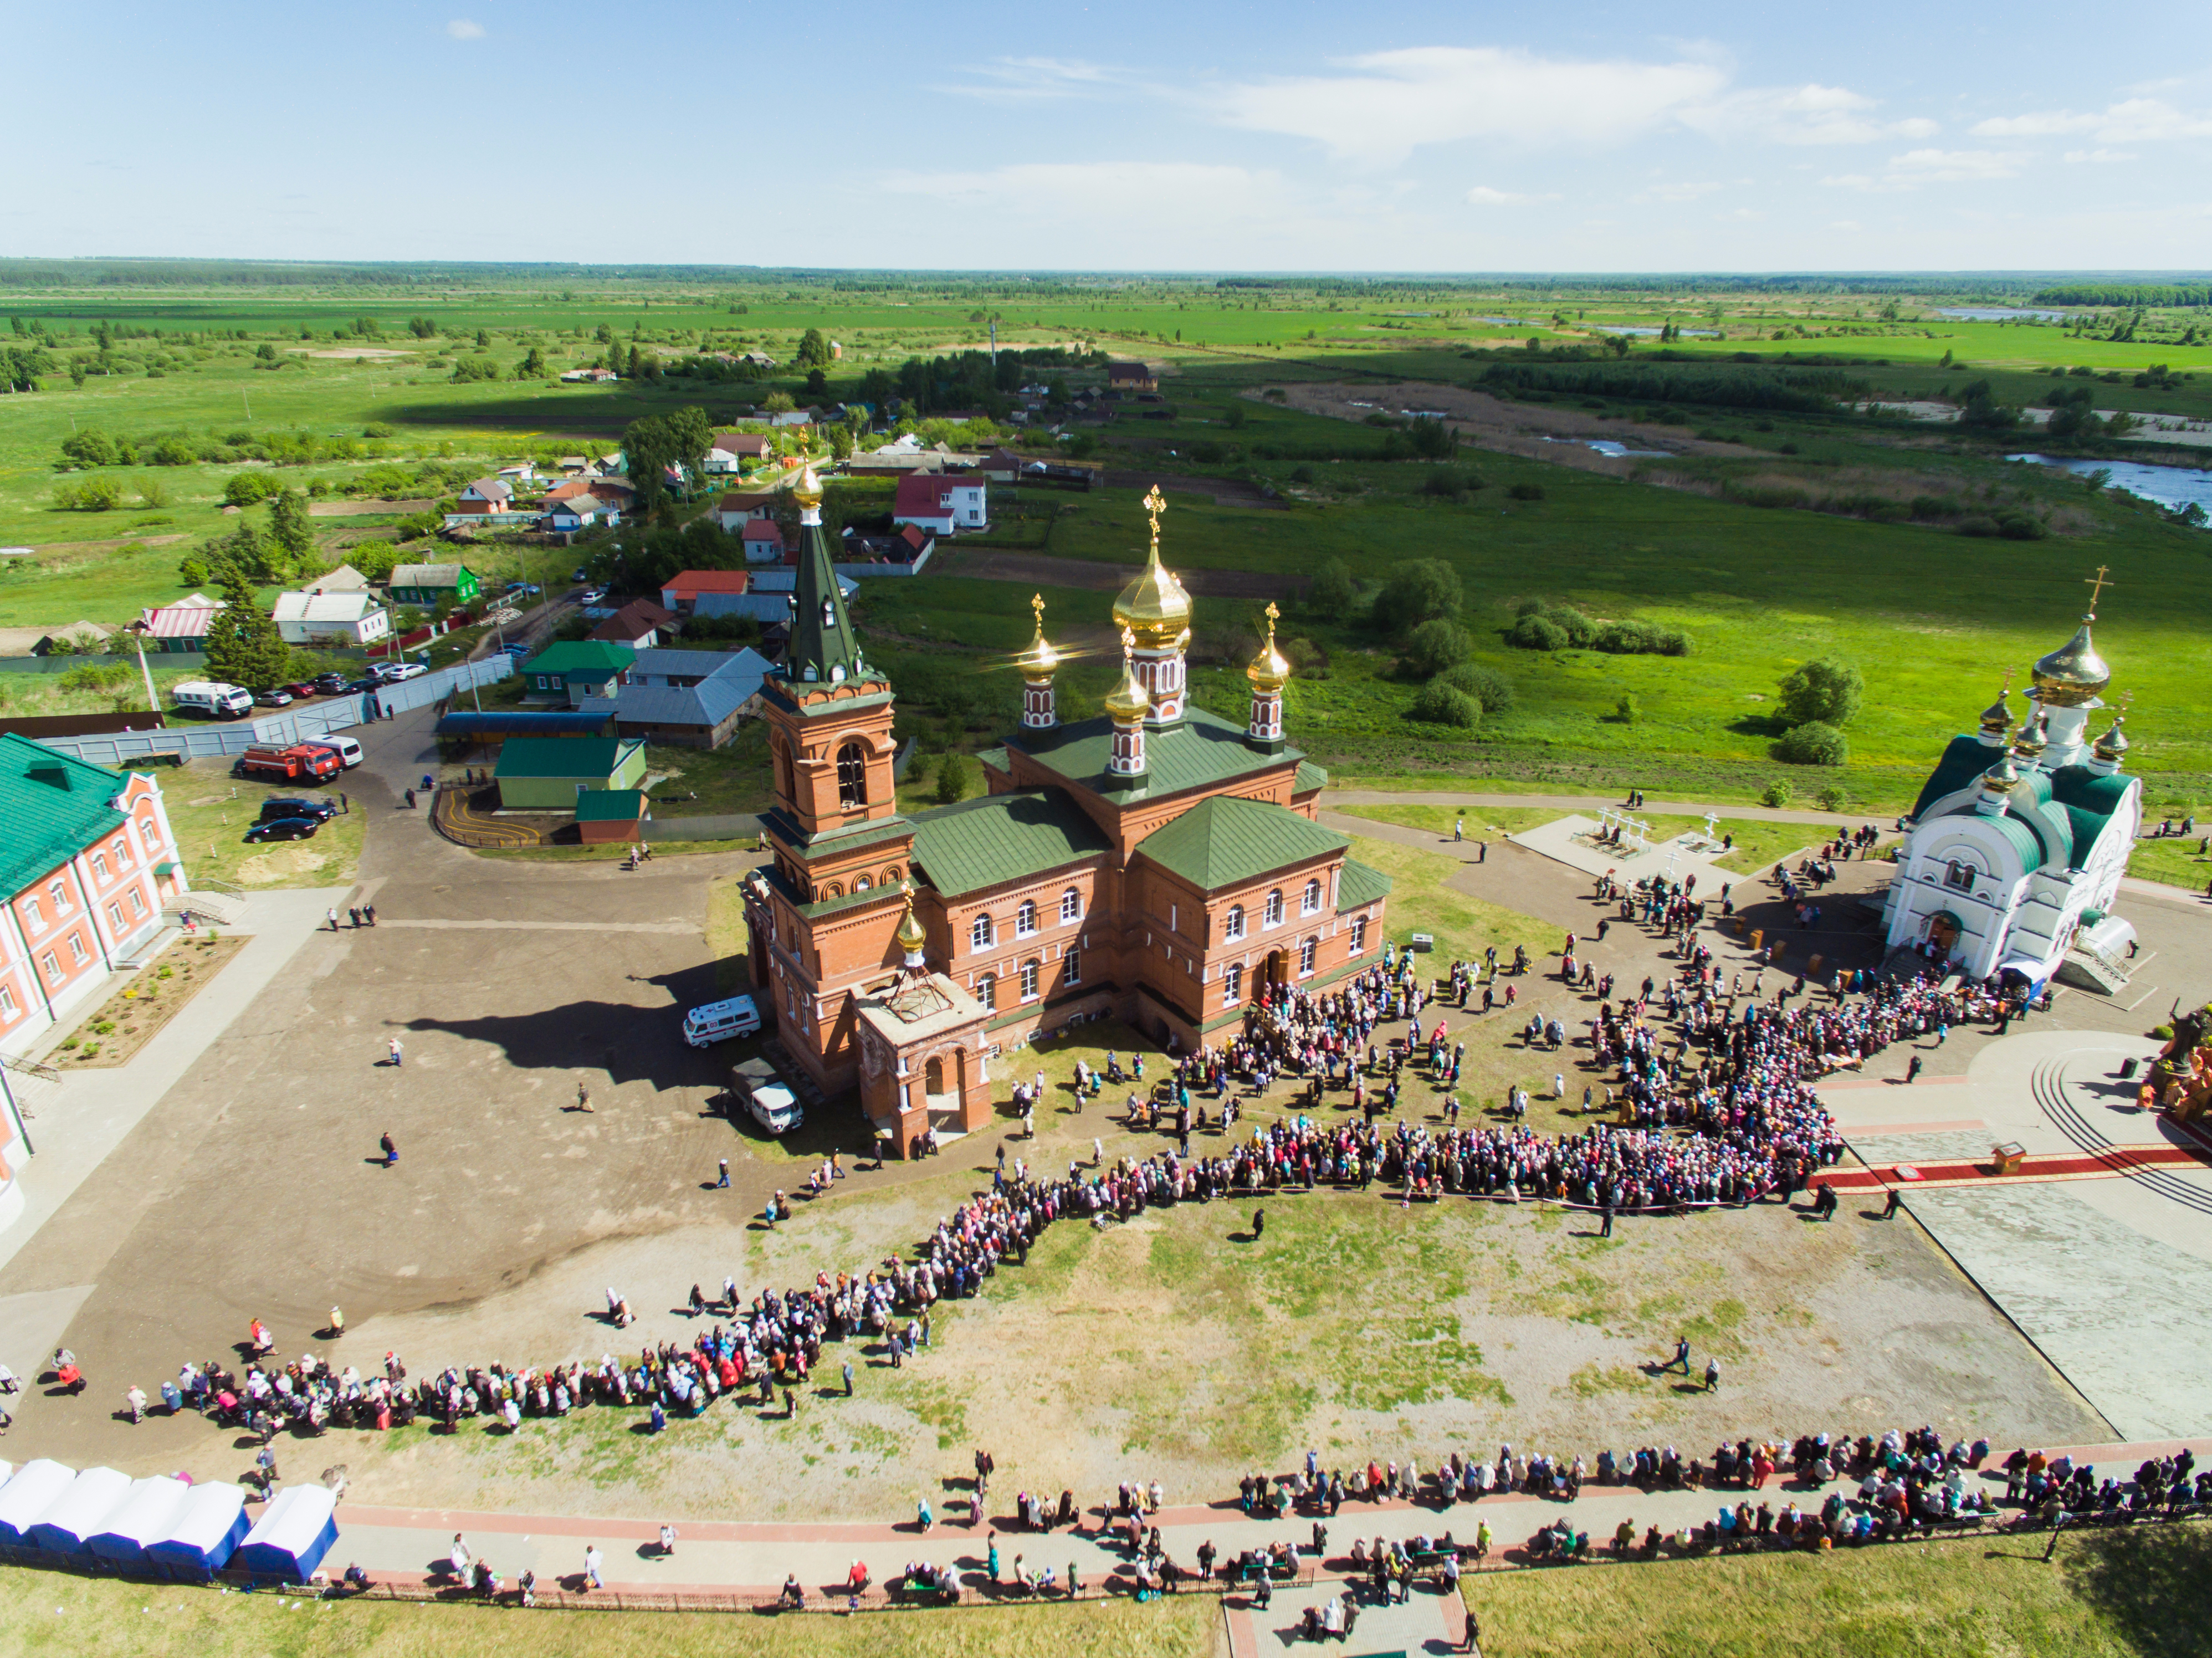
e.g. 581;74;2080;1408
658;1524;677;1557
380;1131;397;1166
1882;1186;1902;1219
716;1158;729;1189
387;1037;403;1068
1453;815;1464;842
1251;1207;1266;1241
576;1080;593;1113
328;1306;345;1338
583;1544;603;1591
1662;1336;1691;1375
348;907;361;929
327;907;341;932
126;1384;147;1423
1462;1606;1483;1655
1600;1201;1615;1239
364;902;376;926
1704;1357;1721;1392
843;1359;854;1397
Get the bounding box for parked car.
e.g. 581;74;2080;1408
311;673;350;693
259;797;338;824
277;682;319;700
298;735;363;769
727;1055;802;1135
244;816;321;842
579;588;607;606
505;581;541;596
683;995;763;1048
344;677;381;694
253;688;294;708
171;680;255;719
382;662;429;682
571;567;588;581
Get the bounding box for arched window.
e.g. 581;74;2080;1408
1020;960;1040;999
1223;904;1246;941
1222;963;1244;1006
971;914;994;953
1349;918;1369;955
977;974;997;1010
1301;878;1322;915
822;599;838;628
1263;889;1284;928
1299;937;1317;975
836;740;868;809
1059;888;1082;924
925;1056;945;1094
1016;900;1037;937
854;874;871;892
1943;859;1977;892
775;740;795;803
882;866;903;886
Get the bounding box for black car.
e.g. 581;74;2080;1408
311;672;350;693
344;677;381;694
259;797;338;824
244;817;321;843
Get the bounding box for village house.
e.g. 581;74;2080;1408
386;563;480;609
611;647;772;750
492;736;648;811
660;570;751;617
743;519;790;564
136;595;224;654
589;598;677;651
541;495;621;538
715;490;777;533
453;478;514;515
519;640;635;705
705;432;773;474
1107;361;1157;392
892;473;988;536
271;590;390;648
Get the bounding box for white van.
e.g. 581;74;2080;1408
683;995;762;1048
172;680;254;719
729;1056;803;1135
300;735;364;769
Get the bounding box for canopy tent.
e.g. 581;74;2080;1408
0;1459;79;1548
235;1484;338;1583
88;1476;193;1566
144;1482;250;1582
26;1465;131;1555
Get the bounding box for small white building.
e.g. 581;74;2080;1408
893;473;987;536
271;590;391;648
1882;605;2141;990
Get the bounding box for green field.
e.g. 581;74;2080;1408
3;269;2206;816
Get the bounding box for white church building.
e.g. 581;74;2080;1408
1882;591;2140;989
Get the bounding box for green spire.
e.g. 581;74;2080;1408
784;468;862;685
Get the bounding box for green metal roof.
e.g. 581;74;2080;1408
1986;813;2045;872
1294;760;1329;794
1006;706;1302;804
1136;795;1348;893
2012;798;2075;870
0;734;131;898
1336;857;1392;913
574;788;647;822
975;747;1010;774
787;517;863;687
2050;765;2134;866
520;640;635;678
909;788;1113;898
495;737;639;780
1909;734;2000;820
758;807;913;859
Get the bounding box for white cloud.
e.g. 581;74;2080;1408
952;57;1122;102
1826;147;2027;191
2063;148;2139;164
1638;180;1723;203
1211;46;1730;165
446;19;485;39
1830;219;1863;232
1682;83;1938;145
1973;98;2212;142
884;161;1297;222
1465;185;1561;206
1728;207;1764;220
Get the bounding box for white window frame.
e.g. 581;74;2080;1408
1300;878;1321;916
971;914;994;953
1222;962;1244;1006
112;835;132;867
1019;960;1040;1000
0;983;15;1021
67;932;89;966
1016;900;1037;938
1299;937;1317;976
49;880;69;914
1064;948;1081;987
140;817;162;850
23;898;44;933
129;887;146;917
39;950;59;981
91;852;110;883
1263;889;1283;928
1223;904;1246;942
1349;917;1368;955
978;973;997;1011
106;901;124;931
1059;888;1082;924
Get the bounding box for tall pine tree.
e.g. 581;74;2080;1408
269;489;314;574
201;566;291;690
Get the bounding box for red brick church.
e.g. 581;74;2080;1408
740;475;1391;1154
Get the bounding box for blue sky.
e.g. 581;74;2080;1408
9;1;2210;270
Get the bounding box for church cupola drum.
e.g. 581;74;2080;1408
1017;593;1060;731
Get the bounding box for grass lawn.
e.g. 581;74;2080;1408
1460;1520;2208;1658
0;1568;1219;1658
146;756;366;891
2127;833;2211;891
707;869;752;992
1344;832;1558;963
643;728;772;818
1337;804;1825;874
471;838;756;863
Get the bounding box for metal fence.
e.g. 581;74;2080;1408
29;657;516;766
642;814;761;843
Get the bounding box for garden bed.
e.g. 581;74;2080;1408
51;934;248;1069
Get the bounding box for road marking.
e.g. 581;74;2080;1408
2122;982;2164;1012
374;919;698;934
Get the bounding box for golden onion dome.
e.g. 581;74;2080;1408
895;884;928;954
2092;714;2129;763
1104;630;1150;720
792;464;823;509
1983;754;2020;794
1016;593;1059;678
1978;679;2013;733
1112;547;1193;648
1246;601;1291;692
2012;714;2048;758
2030;614;2110;708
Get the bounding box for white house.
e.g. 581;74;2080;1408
1882;606;2141;990
541;497;621;536
705;432;772;474
272;590;391;648
893;473;987;535
715;491;776;533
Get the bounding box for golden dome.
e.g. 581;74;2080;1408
1246;601;1291;692
895;884;928;954
2031;615;2109;709
2011;714;2047;758
1978;678;2013;733
1016;593;1059;678
1983;754;2020;794
792;465;823;509
1103;628;1149;720
1112;484;1192;648
2092;714;2129;763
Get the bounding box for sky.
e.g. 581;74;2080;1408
8;0;2211;272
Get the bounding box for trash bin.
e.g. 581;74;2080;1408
1991;1142;2026;1176
2119;1057;2139;1081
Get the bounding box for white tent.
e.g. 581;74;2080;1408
26;1465;130;1555
88;1475;193;1566
0;1459;75;1548
235;1483;339;1583
145;1481;250;1582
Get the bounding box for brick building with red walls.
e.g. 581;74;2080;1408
740;477;1389;1156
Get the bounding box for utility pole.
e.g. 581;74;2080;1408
127;621;158;714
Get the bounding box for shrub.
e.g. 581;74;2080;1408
1509;614;1569;651
1508;482;1546;501
1435;662;1515;713
1997;513;2047;541
1760;780;1794;808
1816;785;1854;812
1400;619;1472;677
54;478;124;511
1955;514;2000;538
1776;720;1849;766
933;753;970;805
59;428;118;467
1409;679;1481;728
363;422;396;438
1374;559;1462;633
1614;692;1641;724
1305;556;1353;613
223;472;276;507
1289;463;1318;485
1778;657;1863;728
1544;606;1597;647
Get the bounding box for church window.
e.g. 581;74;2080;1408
1223;904;1245;941
1298;937;1318;976
854;874;871;892
1222;963;1244;1006
822;881;843;898
1943;859;1978;892
1059;888;1082;924
822;599;838;628
971;914;994;952
1263;889;1283;928
978;974;997;1010
883;866;903;886
1349;918;1368;955
1064;949;1081;986
775;740;795;802
1300;878;1321;915
1020;960;1040;1000
1016;900;1037;937
836;740;868;809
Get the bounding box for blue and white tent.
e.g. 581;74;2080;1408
25;1465;131;1555
0;1460;80;1549
88;1475;193;1567
145;1481;251;1581
235;1484;338;1583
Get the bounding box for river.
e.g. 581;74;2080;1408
2007;453;2212;519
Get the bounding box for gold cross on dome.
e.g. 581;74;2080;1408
1142;484;1167;555
1264;601;1280;639
1031;592;1046;627
2084;565;2114;610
